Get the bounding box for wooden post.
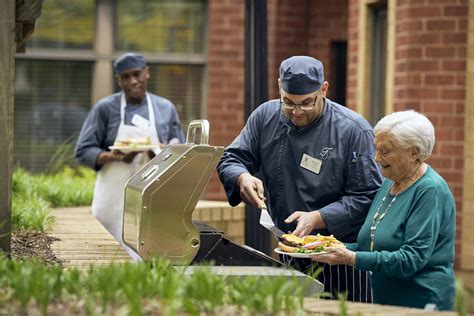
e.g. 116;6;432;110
0;0;43;254
0;0;16;254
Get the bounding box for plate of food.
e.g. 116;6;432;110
109;137;162;153
274;233;344;258
274;247;328;258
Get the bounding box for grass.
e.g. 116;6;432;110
12;166;95;231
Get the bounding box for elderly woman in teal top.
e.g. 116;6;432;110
311;110;456;310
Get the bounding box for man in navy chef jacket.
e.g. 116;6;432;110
217;55;382;302
75;52;185;258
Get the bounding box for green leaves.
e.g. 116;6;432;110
12;166;95;231
0;255;312;315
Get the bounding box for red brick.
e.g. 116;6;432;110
426;19;456;31
454;159;464;169
458;18;468;30
425;46;456;58
405;60;441;72
440;116;464;127
397;47;423;59
442;60;466;71
454;130;464;141
397;21;424;32
429;157;453;168
442;32;467;44
455;102;465;113
456;47;467;58
424;74;455;85
409;6;442;18
407;33;442;45
441;171;463;183
430;0;464;4
423;102;455;113
444;5;467;17
441;88;465;100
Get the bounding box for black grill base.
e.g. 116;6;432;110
191;221;281;267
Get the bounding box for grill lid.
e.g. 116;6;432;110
122;120;224;264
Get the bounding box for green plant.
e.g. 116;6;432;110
11;166;95;231
337;292;348;316
46;134;78;175
0;254;319;314
85;263;123;313
12;193;53;231
182;265;226;314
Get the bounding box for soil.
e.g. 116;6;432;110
11;230;63;266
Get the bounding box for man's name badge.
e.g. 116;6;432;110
300;153;322;174
131;114;150;128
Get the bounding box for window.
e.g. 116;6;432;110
26;0;94;50
14;60;92;172
15;0;207;172
330;41;347;106
369;2;387;125
116;0;206;54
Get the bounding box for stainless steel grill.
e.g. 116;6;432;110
122;119;323;294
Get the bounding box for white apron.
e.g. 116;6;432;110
91;93;159;260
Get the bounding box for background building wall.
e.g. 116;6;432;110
267;0;309;100
347;0;468;266
307;0;349;102
393;0;467;267
205;0;245;200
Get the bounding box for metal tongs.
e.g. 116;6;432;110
259;202;285;240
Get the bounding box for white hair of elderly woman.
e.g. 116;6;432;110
374;110;435;162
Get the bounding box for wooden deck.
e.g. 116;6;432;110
48;206;130;269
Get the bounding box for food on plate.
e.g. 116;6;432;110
113;137;152;147
278;233;344;254
281;233;304;247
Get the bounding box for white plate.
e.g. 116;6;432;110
109;145;161;153
274;247;328;258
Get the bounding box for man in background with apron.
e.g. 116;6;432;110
75;53;185;258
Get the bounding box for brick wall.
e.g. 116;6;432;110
205;0;245;201
193;201;245;244
205;1;468;271
307;0;348;102
268;0;349;101
207;0;349;199
393;0;467;266
346;0;359;110
267;0;310;99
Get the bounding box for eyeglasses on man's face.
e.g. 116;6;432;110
280;90;319;111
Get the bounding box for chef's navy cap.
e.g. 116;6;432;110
279;56;324;95
114;52;147;75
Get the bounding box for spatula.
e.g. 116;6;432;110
259;203;285;240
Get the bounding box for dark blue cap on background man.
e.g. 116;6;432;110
279;56;324;95
113;53;147;75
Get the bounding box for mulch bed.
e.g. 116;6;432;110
11;230;63;266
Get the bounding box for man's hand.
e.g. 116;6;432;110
309;247;356;266
96;150;124;166
96;150;140;165
236;173;266;208
284;210;326;237
122;151;141;163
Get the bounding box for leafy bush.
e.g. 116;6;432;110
12;166;95;231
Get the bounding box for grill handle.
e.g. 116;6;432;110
186;119;210;145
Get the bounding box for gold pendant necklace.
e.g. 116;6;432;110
369;183;399;251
